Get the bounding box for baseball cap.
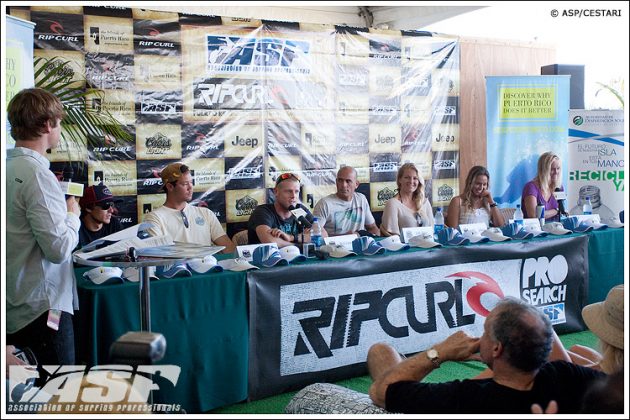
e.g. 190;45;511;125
279;245;307;263
603;217;624;229
522;223;549;238
79;184;122;208
501;223;534;240
83;267;124;285
160;163;188;186
122;266;158;282
253;244;289;268
542;222;572;235
460;229;490;243
436;227;470;246
352;236;386;255
218;257;259;272
577;217;608;231
562;216;593;233
481;227;512;242
187;255;224;274
122;266;159;282
319;244;357;258
156;262;192;279
408;233;442;248
378;235;410;252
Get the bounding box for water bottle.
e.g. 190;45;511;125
583;197;593;215
311;217;323;249
434;207;445;239
514;204;524;227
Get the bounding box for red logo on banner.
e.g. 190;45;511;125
147;27;160;36
47;20;64;34
447;271;504;317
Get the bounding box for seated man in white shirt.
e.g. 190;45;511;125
313;166;380;236
143;162;235;254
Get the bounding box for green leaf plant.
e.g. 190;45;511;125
34;56;132;163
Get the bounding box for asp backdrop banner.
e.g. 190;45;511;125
247;235;588;400
7;6;460;238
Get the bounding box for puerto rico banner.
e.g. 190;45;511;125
7;6;460;237
567;110;624;221
486;76;570;207
6;15;35;145
247;235;587;400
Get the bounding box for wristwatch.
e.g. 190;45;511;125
426;348;441;367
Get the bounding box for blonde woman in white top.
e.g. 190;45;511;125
446;165;505;229
380;163;434;237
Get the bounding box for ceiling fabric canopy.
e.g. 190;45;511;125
145;5;485;30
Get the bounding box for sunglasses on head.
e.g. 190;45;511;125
275;173;301;186
96;202;115;210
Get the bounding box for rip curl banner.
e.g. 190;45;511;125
7;5;460;237
486;76;570;207
247;235;587;400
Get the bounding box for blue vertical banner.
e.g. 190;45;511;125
486;76;570;207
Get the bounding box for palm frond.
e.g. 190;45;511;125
34;56;132;159
595;82;624;109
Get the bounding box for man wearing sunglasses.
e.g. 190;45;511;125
248;172;327;246
143;162;235;254
78;184;124;248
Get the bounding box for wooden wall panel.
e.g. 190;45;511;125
459;37;556;191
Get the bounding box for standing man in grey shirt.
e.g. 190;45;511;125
313;166;380;236
6;88;81;367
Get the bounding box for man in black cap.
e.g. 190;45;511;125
78;184;124;247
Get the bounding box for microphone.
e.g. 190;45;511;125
288;204;312;228
554;188;568;216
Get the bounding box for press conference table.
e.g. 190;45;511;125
74;266;249;413
74;228;623;412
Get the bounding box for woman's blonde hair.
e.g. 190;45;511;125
598;341;624;374
461;166;491;209
535;152;561;197
396;163;426;214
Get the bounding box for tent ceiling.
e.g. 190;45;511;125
145;5;485;31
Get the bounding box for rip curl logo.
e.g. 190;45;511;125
47;20;64;34
7;365;181;412
447;271;505;317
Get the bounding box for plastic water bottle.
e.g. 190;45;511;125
514;204;524;227
311;217;323;249
583;197;593;215
434;207;445;239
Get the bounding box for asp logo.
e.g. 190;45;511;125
8;365;180;407
207;35;310;74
